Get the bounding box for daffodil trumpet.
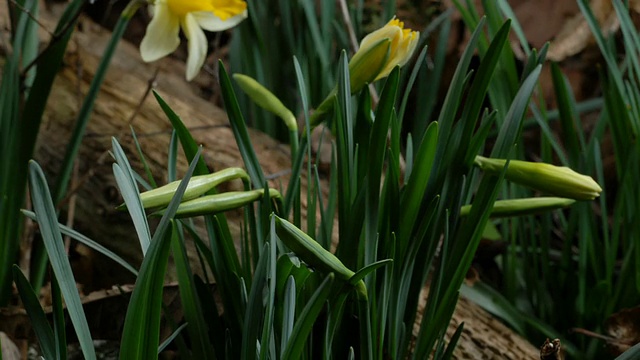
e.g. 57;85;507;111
139;0;248;80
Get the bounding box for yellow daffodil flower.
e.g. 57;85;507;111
310;17;419;127
140;0;248;81
349;17;420;88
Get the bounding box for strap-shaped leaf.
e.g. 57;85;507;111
28;161;96;360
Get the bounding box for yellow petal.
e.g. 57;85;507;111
140;5;180;62
192;9;248;31
167;0;215;17
358;23;402;55
181;13;208;81
166;0;247;20
210;0;248;20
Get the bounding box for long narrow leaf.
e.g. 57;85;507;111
120;145;202;359
218;61;266;187
12;266;55;360
171;223;216;359
281;273;335;360
119;221;175;359
28;161;96;360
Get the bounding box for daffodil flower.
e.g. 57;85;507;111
140;0;248;81
310;17;419;127
350;17;420;87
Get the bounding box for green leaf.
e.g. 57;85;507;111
455;19;511;163
50;276;67;360
280;276;296;354
398;121;438;253
158;323;188;354
435;16;486;149
153;91;210;177
131;126;158;188
440;323;464;360
365;66;400;264
28;161;96;360
12;266;55;360
0;0;46;304
491;65;542;157
241;243;269;360
550;62;581;165
281;273;335;360
349;259;393;285
119;221;175;359
259;217;278;360
218;61;266;187
21;210;138;276
112;138;152;254
120;145;202;359
171;223;216;359
460;283;525;334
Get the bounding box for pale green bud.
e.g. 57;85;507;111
130;168;249;210
156;188;282;218
474;156;602;200
274;215;355;281
460;197;576;218
233;74;297;132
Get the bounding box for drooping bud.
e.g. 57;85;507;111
233;74;298;132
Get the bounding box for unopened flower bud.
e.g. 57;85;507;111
474;156;602;200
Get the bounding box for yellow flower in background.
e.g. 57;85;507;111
349;17;419;87
140;0;248;81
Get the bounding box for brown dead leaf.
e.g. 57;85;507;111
539;338;563;360
604;305;640;355
548;0;640;61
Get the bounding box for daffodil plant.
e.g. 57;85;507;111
140;0;248;80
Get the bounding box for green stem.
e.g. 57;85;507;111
309;89;337;129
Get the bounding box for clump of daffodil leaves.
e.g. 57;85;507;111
140;0;248;80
